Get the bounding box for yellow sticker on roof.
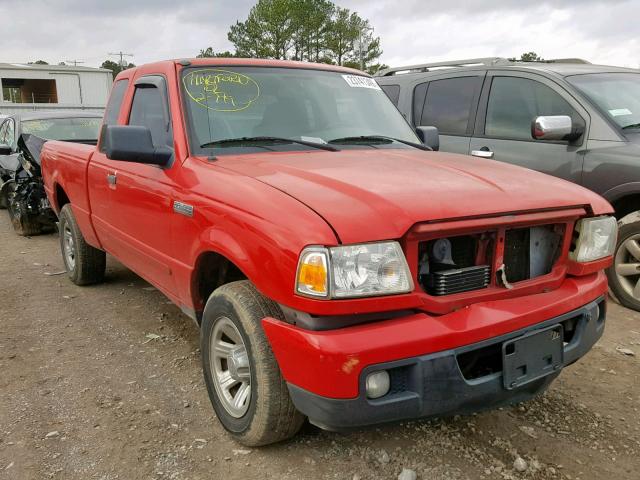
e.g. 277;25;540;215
183;69;260;112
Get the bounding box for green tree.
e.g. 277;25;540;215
228;0;297;59
101;59;135;78
227;0;383;71
197;47;236;58
514;51;544;62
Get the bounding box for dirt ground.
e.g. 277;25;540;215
0;212;639;480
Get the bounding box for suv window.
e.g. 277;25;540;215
485;77;581;140
380;84;401;106
128;84;171;147
103;80;129;126
418;77;482;135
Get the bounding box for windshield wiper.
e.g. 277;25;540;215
622;123;640;130
200;136;339;152
328;135;432;151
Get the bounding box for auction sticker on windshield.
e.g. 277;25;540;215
342;75;381;90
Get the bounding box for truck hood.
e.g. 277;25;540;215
215;148;611;244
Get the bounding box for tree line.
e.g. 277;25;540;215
198;0;385;74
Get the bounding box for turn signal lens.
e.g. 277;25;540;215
296;248;329;297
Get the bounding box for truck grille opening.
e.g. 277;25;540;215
418;233;494;296
503;225;564;283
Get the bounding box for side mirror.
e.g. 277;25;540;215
416;126;439;151
101;125;172;166
0;144;12;155
531;115;582;141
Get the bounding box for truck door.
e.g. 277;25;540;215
469;72;588;183
89;75;177;292
412;73;484;155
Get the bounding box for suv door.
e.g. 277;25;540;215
412;73;484;154
469;71;588;182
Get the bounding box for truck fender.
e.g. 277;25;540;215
601;182;640;205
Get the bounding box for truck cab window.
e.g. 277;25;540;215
380;84;401;106
485;77;581;141
128;85;172;147
103;80;129;126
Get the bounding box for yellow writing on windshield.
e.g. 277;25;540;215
183;69;260;112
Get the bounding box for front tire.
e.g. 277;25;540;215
608;221;640;311
59;204;106;285
201;281;304;446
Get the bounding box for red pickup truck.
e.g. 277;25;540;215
41;59;617;446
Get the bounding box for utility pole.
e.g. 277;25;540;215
108;51;134;68
358;26;374;71
65;60;85;67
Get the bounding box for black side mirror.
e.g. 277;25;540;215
415;126;439;151
0;144;12;155
101;125;172;166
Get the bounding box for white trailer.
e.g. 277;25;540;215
0;63;111;114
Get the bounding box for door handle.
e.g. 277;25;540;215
471;148;494;159
107;173;117;186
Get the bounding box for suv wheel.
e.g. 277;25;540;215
201;281;304;446
608;221;640;311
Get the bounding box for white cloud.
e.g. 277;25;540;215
0;0;638;69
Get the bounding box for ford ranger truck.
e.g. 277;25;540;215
40;59;617;446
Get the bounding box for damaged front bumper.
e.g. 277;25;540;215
262;272;608;430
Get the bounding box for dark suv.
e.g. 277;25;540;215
376;57;640;311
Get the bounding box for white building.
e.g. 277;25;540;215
0;63;112;114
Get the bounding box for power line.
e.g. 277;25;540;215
65;60;85;67
108;51;134;68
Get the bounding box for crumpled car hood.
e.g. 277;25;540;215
216;148;612;244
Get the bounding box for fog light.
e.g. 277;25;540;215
365;370;390;399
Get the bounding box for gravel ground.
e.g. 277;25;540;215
0;212;639;480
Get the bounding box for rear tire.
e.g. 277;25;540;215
59;204;106;285
608;221;640;311
201;280;304;446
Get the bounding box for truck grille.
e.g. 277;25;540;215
426;265;491;296
417;223;564;296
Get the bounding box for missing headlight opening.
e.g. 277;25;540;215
418;224;564;296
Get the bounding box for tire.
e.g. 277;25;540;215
58;204;106;286
201;280;304;446
0;179;12;209
7;184;42;236
607;220;640;311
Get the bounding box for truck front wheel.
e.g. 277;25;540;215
58;204;106;286
201;281;304;446
608;220;640;311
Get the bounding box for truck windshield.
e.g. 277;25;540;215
21;117;102;141
567;73;640;130
180;66;420;154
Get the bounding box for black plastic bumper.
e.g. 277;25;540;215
288;297;606;431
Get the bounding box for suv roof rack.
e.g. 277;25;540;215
376;57;511;77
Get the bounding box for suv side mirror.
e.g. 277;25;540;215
101;125;172;166
0;144;12;155
531;115;583;141
416;126;439;151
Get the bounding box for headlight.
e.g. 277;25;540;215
570;216;618;263
295;241;413;299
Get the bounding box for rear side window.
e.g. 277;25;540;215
103;80;129;126
128;85;172;147
419;77;482;135
485;77;581;140
380;84;401;106
0;119;14;146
